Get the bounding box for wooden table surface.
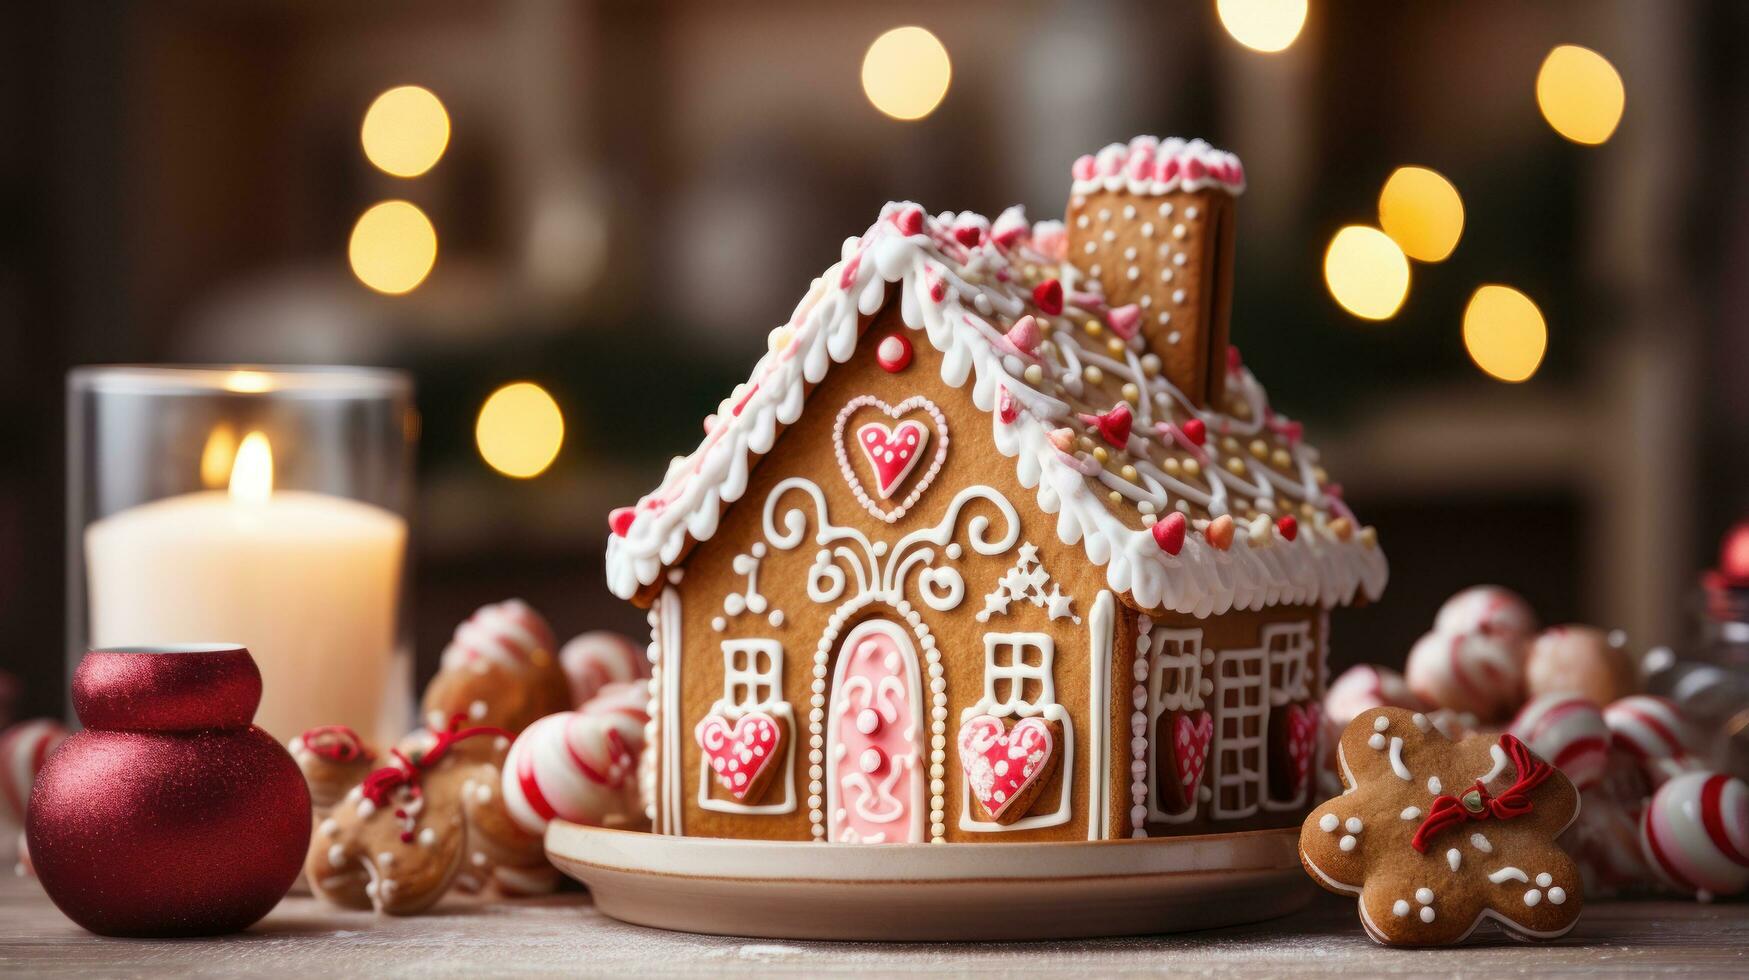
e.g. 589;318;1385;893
2;876;1744;977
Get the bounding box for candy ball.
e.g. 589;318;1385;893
1324;664;1424;731
1510;694;1611;790
1524;625;1638;705
559;631;647;709
1433;585;1538;642
422;599;571;734
1561;786;1650;897
1404;628;1525;720
1604;695;1704;787
1;719;68;827
1639;771;1749;900
501;682;651;835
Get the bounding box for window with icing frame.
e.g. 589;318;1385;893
1146;627;1210;823
697;638;796;815
959;631;1075;831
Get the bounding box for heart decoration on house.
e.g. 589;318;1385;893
1283;702;1319;795
1172;710;1214;803
957;714;1055;822
833;395;950;524
695;711;783;801
857;420;929;498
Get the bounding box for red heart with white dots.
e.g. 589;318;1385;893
958;715;1054;819
1174;710;1214;801
695;712;781;800
834;395;948;523
857;420;930;498
1284;703;1319;794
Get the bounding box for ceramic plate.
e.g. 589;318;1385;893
546;823;1314;940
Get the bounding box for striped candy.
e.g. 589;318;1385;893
1434;585;1538;642
559;631;647;709
440;599;557;674
500;682;650;835
1604;695;1703;787
1510;694;1611;790
1639;771;1749;899
1404;627;1526;720
0;719;67;825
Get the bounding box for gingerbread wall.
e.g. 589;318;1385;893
659;303;1117;844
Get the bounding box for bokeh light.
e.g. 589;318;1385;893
1536;45;1625;145
229;431;274;503
223;369;272;393
861;27;952;121
1216;0;1309;53
1463;285;1547;382
1323;226;1410;320
349;200;438;295
1378;166;1464;263
476;382;565;479
361;85;451;178
199;423;236;489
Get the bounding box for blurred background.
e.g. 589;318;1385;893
2;0;1747;722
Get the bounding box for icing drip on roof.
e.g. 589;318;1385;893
606;197;1386;616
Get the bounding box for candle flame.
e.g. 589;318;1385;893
229;431;274;503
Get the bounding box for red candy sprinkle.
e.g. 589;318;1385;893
953;225;982;248
1276;515;1299;542
997;386;1018;424
1181;418;1207;446
894;207;924;236
1153;512;1187;555
875;334;913;373
1078;403;1133;448
1032;279;1064;316
609;507;636;537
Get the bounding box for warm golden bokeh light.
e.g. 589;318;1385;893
1323;226;1410;320
223;369;273;393
199;424;237;489
228;431;274;504
1536;45;1625;145
361;85;451;178
1378;166;1464;263
1215;0;1309;53
1463;285;1547;382
349;200;438;295
476;382;565;479
861;26;952;121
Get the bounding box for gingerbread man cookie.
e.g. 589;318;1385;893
1301;707;1582;946
307;717;546;914
290;724;378;811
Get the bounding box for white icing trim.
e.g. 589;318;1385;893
1261;621;1317;812
958;632;1074;832
1478;743;1509;785
659;587;684;836
605;198;1389;617
825;619;927;844
1487;866;1530;884
1388;737;1412;781
1088;590;1114;840
1210;643;1268;819
697;639;796;815
1070;136;1247;198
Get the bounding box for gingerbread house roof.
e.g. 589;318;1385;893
607;137;1388;617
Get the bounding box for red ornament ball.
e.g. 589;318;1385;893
27;645;310;937
876;334;913;373
1718;521;1749;588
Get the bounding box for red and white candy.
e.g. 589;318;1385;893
1604;695;1704;787
1510;694;1611;790
441;599;557;674
1639;771;1749;900
1404;627;1526;721
1;719;67;826
1323;664;1424;732
1432;585;1538;641
500;682;650;835
559;631;647;709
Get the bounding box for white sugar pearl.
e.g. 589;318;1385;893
1374;716;1390;732
1548;887;1567;905
1415;888;1433;904
1345;817;1363;833
1320;813;1339;832
1339;835;1357;852
1536;872;1552;888
1368;733;1387;750
1392;900;1410;917
1524;889;1542;907
1420;907;1435;923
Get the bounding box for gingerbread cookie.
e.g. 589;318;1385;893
290;724;378;811
1301;707;1582;946
307;716;545;914
422;600;571;735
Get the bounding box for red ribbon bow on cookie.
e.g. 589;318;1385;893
359;715;513;840
1410;733;1553;853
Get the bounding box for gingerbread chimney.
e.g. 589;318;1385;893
1065;137;1244;407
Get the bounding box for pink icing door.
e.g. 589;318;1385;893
826;620;925;843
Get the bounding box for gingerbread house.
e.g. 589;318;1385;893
606;136;1388;845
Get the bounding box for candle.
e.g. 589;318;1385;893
84;432;407;743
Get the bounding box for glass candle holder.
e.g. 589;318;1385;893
66;366;416;745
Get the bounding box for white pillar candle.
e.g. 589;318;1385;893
84;433;407;743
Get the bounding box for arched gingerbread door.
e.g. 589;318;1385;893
825;619;925;843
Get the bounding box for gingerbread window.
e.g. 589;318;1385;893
1265;623;1312;707
960;631;1074;832
697;638;795;816
1146;628;1211;823
721;639;782;711
1211;646;1268;819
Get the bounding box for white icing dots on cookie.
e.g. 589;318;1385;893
1346;817;1363;833
1420;906;1436;923
1524;889;1542;906
1368;733;1387;750
1471;833;1492;853
1392;899;1410;917
1374;716;1390;732
1548;887;1567;905
1447;848;1461;872
1427;776;1443;794
1401;806;1421;820
1320;813;1340;832
1339;834;1358;852
1411;712;1430;731
1536;872;1553;888
1415;887;1434;904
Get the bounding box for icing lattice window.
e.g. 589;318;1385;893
721;639;781;711
981;633;1056;713
1146;627;1210;823
1211;646;1267;819
1265;623;1312;707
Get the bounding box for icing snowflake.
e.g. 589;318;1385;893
976;542;1080;624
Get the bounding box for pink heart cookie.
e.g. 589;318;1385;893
695;712;784;802
833;395;949;523
957;715;1057;824
1172;710;1214;804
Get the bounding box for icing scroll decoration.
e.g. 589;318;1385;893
712;543;784;632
